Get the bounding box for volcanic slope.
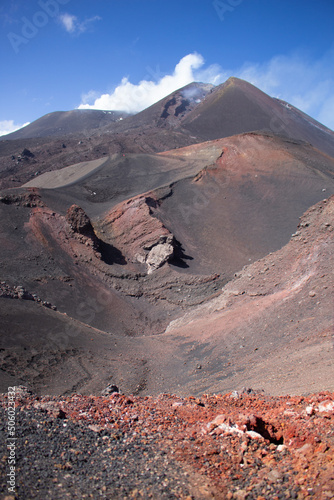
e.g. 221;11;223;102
20;131;334;277
0;83;214;190
160;195;334;397
0;130;333;396
2;109;129;140
2;78;334;192
179;77;334;158
2;83;214;141
0;193;332;396
151;133;334;276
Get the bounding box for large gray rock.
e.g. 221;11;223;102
146;235;174;274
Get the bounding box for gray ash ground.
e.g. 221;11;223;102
0;406;198;500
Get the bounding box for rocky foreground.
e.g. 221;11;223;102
1;388;333;499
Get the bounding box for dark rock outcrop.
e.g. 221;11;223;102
66;204;102;255
66;204;96;237
21;148;34;158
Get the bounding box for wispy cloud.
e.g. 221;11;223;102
233;50;334;130
59;13;76;33
59;13;101;35
78;50;334;130
80;90;102;106
0;119;30;137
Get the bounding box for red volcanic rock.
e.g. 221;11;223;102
1;390;333;498
66;204;95;236
100;194;174;272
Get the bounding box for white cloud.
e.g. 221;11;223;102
59;13;101;35
195;63;229;86
0;120;30;138
78;53;205;113
78;50;334;131
59;13;76;33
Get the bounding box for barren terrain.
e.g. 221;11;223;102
1;388;333;499
0;78;333;498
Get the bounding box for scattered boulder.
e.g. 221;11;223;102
0;282;57;310
15;285;33;300
33;401;66;419
21;148;34;158
0;192;44;207
13;386;33;398
66;205;95;236
146;235;174;274
101;384;120;396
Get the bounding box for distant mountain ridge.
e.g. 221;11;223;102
2;77;334;160
3;109;129;140
2;82;214;140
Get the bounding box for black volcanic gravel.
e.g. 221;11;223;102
0;407;195;499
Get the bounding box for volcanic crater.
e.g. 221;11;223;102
0;78;333;499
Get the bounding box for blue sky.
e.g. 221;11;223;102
1;0;334;136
